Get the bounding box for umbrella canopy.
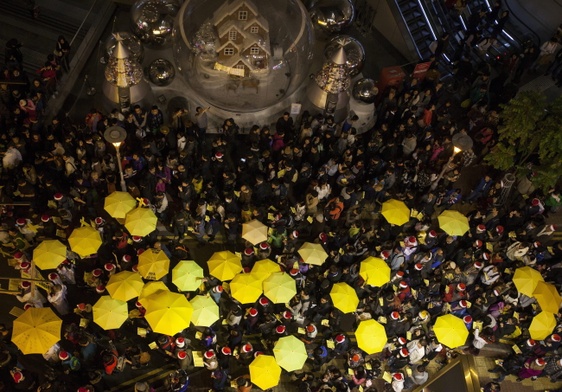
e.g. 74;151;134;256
273;335;308;372
138;248;170;281
230;272;263;304
529;311;557;340
263;271;297;304
355;319;387;354
330;282;359;313
125;207;158;237
189;295;220;327
251;259;281;282
359;256;391;287
104;191;137;219
92;296;129;330
513;266;544;297
68;226;102;257
438;210;470;236
207;251;242;281
433;314;469;348
381;199;410;226
242;219;269;245
12;308;62;354
172;260;204;292
138;282;169;305
298;242;328;266
249;354;282;390
533;281;562;313
33;239;67;270
106;270;144;302
143;291;193;336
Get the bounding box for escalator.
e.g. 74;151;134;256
394;0;437;60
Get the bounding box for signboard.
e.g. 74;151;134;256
412;61;433;80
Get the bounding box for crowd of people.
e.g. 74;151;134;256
1;2;562;392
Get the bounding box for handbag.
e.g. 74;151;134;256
54;49;62;57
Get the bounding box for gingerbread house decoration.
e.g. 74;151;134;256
212;0;271;77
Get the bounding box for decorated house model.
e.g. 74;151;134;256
212;0;271;78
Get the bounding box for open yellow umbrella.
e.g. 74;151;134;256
533;281;562;313
33;239;67;270
12;308;62;354
138;248;170;281
249;354;281;390
92;296;129;330
359;256;391;287
242;219;269;245
330;282;359;313
207;251;242;281
106;270;144;302
263;271;297;304
433;314;469;348
298;242;328;266
438;210;469;236
138;282;169;305
172;260;204;292
125;207;158;237
104;191;137;219
355;319;387;354
513;266;544;297
251;258;281;282
273;335;308;372
143;291;193;336
190;295;220;327
68;226;102;257
529;311;557;340
381;199;410;226
230;272;263;304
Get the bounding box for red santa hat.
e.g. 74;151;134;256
399;281;409;289
132;236;143;242
395;271;405;278
526;339;536;346
550;334;561;342
531;198;540;206
11;370;25;383
474;261;483;269
221;347;232;356
95;285;105;294
48;273;59;282
289;268;299;277
19;261;31;271
428;230;437;238
381;250;390;259
175;337;186;347
132;264;139;272
535;358;546;366
275;325;286;334
243;247;254;256
306;324;317;333
390;311;400;320
213;285;223;293
54;193;64;200
319;233;328;243
292;230;299;238
533;241;541;248
414;263;423;271
215;152;224;159
397;337;408;345
16;218;26;226
20;281;31;289
92;268;103;278
335;334;346;344
476;224;486;233
14;251;24;260
104;263;115;272
135;301;143;309
393;373;404;381
177;350;187;360
351;354;361;362
459;300;468;308
259;242;270;250
282;311;292;320
399;348;409;357
495;225;504;234
550;224;557;231
457;283;466;291
94;217;104;226
204;350;216;359
59;351;70;360
259;297;269;306
23;303;34;310
122;255;132;263
248;308;258;317
463;315;472;323
41;214;51;222
482;252;491;261
241;344;253;353
474;240;483;248
405;236;417;246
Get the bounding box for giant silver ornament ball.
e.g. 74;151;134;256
131;0;182;47
309;0;355;34
106;32;144;62
324;35;365;76
352;78;378;103
148;58;176;86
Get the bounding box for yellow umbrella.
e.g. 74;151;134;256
138;282;169;305
273;335;308;372
12;308;62;354
359;256;391;287
263;271;297;304
92;296;129;330
381;199;410;226
242;219;269;245
104;191;137;219
513;266;544;297
230;272;263;304
251;258;281;282
143;291;193;336
190;295;220;327
298;242;328;266
330;282;359;313
533;281;562;313
138;248;170;281
33;239;67;270
125;207;158;237
172;260;204;292
207;251;242;281
68;226;102;257
433;314;469;348
355;319;387;354
106;271;144;302
249;354;281;390
438;210;470;236
529;311;557;340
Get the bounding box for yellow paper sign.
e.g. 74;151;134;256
406;331;412;340
298;327;306;334
307;216;314;224
382;371;393;383
512;344;522;354
321;319;330;327
193;351;205;367
326;339;335;349
137;328;147;337
79;318;89;328
148;341;158;350
378;316;387;324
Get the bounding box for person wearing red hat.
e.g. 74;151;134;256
388;346;410;372
332;333;349;356
209;285;223;304
59;350;81;373
237;342;254;366
241;247;255;268
517;357;547;381
397;280;411;302
257;241;271;260
442;281;467;303
10;367;37;390
244;307;260;334
16;280;46;308
216;346;232;370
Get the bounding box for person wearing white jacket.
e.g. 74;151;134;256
406;338;427;365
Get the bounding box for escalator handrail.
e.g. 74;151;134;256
393;0;424;59
504;0;542;46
